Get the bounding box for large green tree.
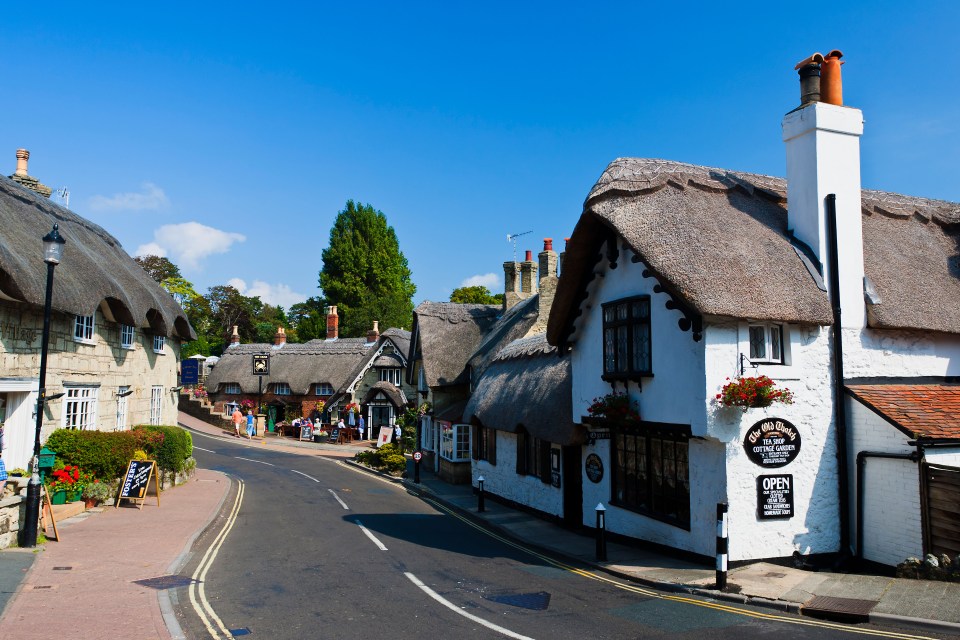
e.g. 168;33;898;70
134;255;181;282
319;200;416;336
450;285;504;305
288;296;328;342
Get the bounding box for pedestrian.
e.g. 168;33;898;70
0;449;7;497
394;423;402;446
246;410;255;440
358;415;365;440
231;406;243;437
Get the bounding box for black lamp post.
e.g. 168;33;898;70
22;223;65;548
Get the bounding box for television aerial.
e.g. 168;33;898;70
54;187;70;208
506;230;532;262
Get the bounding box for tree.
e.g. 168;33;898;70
318;200;416;336
289;296;328;342
134;255;181;282
161;276;200;307
206;285;262;346
449;285;504;305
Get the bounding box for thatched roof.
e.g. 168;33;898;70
360;381;406;409
467;295;539;378
464;334;585;446
548;158;960;348
206;339;369;395
410;301;501;388
0;175;194;339
335;329;412;396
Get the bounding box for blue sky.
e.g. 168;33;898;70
3;2;957;311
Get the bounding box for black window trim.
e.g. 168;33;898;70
601;295;653;383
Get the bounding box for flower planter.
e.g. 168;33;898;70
83;498;99;509
50;490;67;505
67;490;82;503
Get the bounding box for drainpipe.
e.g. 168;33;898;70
825;194;851;557
856;450;920;560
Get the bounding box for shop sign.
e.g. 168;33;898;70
742;417;801;468
757;474;794;519
586;430;610;445
585;453;604;483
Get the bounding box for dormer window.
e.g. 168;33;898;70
748;324;784;364
274;382;291;395
225;383;241;394
316;382;333;396
378;368;402;386
120;324;135;349
153;335;165;354
74;314;95;344
601;296;651;381
418;366;427;393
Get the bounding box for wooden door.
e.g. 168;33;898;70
924;463;960;557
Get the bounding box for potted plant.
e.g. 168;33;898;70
715;375;794;410
82;479;114;508
46;464;85;504
587;392;641;425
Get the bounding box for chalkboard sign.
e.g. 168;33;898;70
116;459;160;510
328;428;340;444
757;474;794;519
299;424;313;441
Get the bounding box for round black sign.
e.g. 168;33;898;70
743;417;801;468
585;453;604;483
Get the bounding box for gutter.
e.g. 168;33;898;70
855;450;920;561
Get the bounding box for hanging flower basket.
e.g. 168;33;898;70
586;392;641;425
715;376;794;410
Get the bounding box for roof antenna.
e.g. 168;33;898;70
54;187;70;208
506;230;532;262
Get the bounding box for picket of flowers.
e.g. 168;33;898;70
715;375;794;410
315;400;326;414
239;398;256;410
345;402;360;414
587;392;641;425
47;464;88;503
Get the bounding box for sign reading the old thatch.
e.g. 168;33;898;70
742;417;801;468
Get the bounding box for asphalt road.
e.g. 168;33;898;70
172;431;948;640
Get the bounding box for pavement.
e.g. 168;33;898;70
0;411;957;638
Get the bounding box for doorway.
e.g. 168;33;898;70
370;404;391;441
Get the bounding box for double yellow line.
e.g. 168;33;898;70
420;495;937;640
188;479;245;640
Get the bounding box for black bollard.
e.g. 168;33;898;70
478;475;485;513
595;503;607;561
716;502;728;590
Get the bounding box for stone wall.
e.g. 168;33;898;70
0;477;31;549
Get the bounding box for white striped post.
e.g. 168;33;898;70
716;502;728;590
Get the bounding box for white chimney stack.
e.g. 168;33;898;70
782;51;866;328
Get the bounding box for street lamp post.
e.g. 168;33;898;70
22;223;65;548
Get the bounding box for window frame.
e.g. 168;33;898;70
274;382;292;396
74;314;95;344
421;416;435;452
120;324;135;349
439;422;470;462
472;424;496;464
748;323;784;364
152;334;165;354
601;296;652;382
315;382;333;396
378;368;402;386
610;422;691;529
62;386;99;430
150;386;163;425
116;386;129;430
225;383;241;395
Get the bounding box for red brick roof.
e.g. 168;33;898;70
846;384;960;439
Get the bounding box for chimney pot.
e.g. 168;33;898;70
274;326;287;346
367;320;380;343
797;63;822;106
543;238;553;251
15;149;29;176
525;250;532;261
326;305;339;340
230;325;240;345
820;50;844;106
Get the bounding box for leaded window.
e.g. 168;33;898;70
748;324;784;364
602;297;651;381
612;423;690;528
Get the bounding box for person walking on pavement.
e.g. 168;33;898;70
358;415;365;440
232;406;243;437
394;423;402;448
246;410;255;440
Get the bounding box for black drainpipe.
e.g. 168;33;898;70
825;194;852;557
856;450;921;560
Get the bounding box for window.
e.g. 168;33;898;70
378;368;402;386
472;424;496;464
63;386;98;430
120;325;135;349
421;416;435;452
150;386;163;425
316;382;333;396
439;422;470;461
612;423;690;528
602;297;651;381
748;324;784;364
225;383;241;395
74;314;95;343
274;382;291;395
516;430;551;482
153;334;165;354
418;366;427;392
116;386;129;430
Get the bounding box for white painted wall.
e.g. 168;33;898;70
473;432;563;517
926;449;960;467
842;328;960;378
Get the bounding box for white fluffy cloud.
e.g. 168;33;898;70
89;182;169;212
135;222;245;270
228;278;306;308
460;272;501;290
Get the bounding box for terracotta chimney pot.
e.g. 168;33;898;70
820;50;844;106
15;149;29;176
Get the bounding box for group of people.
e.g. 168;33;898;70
231;404;403;445
230;407;255;439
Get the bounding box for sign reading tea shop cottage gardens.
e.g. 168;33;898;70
742;417;801;468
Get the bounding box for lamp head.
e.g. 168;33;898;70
42;223;66;264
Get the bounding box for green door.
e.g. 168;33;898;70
267;405;276;431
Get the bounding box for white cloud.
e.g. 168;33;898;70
460;272;501;290
88;182;169;212
229;278;306;308
137;222;246;270
134;242;167;258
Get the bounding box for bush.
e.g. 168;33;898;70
133;425;193;474
44;425;193;480
354;443;406;475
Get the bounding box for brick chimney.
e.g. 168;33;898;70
530;238;559;334
273;326;286;347
326;305;339;340
520;249;538;295
229;325;240;346
9;149;52;198
503;260;521;310
783;49;865;328
367;320;379;344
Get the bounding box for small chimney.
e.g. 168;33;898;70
273;326;286;347
326;305;339;340
9;148;52;198
230;325;240;346
783;50;865;328
503;260;521;310
520;250;538;295
559;237;570;275
367;320;380;344
533;238;560;333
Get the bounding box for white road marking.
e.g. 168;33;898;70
194;446;215;453
405;572;535;640
234;456;274;466
355;519;388;550
328;489;350;510
291;469;320;482
189;480;245;639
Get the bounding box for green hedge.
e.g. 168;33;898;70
44;425;193;480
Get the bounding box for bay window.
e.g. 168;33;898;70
612;422;690;528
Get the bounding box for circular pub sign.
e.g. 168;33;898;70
742;417;801;468
585;453;604;483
